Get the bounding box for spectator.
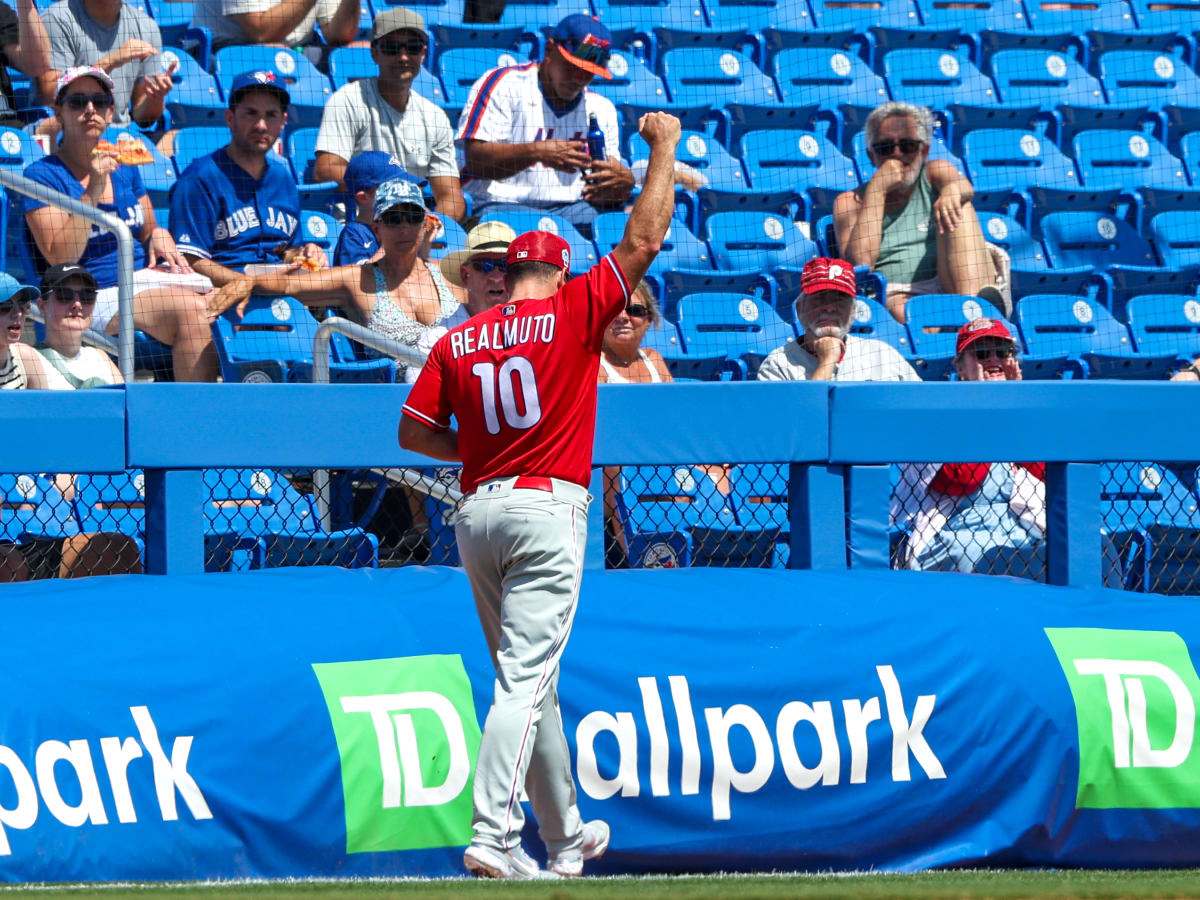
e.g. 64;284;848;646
900;318;1045;578
313;8;464;221
209;177;465;382
171;71;327;286
37;0;172;131
1171;358;1200;382
456;14;633;230
22;67;217;382
440;220;515;328
833;101;1004;324
332;150;413;267
0;274;70;389
597;280;671;385
0;0;52;127
36;263;124;387
756;257;920;382
191;0;358;52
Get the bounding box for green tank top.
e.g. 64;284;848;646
873;165;939;285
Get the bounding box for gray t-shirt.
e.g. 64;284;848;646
314;78;458;180
43;0;162;128
191;0;339;49
755;334;921;382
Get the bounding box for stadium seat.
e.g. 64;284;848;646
883;49;997;110
213;46;333;129
1126;293;1200;362
978;211;1051;270
1054;104;1158;152
299;210;341;253
430;214;468;260
676;293;796;377
661;48;779;106
477;209;597;273
589;50;669;108
639;320;728;381
912;0;1029;32
1099;51;1200;111
808;0;920;31
771;48;888;111
211;296;398;383
497;0;591;28
704;211;817;273
1023;0;1134;35
740;129;858;196
1179;130;1200;185
990;49;1105;109
145;0;195;46
628;129;748;192
437;48;531;108
0;125;44;168
1102;461;1200;593
849;295;913;357
101;127;176;203
328;45;377;90
905;294;1015;380
590;0;708;32
0;474;77;542
593;212;712;276
286;128;339;208
1072;129;1189;191
722;464;789;567
1127;0;1200;33
615;463;739;568
1039;210;1162;272
1150;210;1200;267
159;49;224;127
174;125;287;174
705;0;802;30
962;128;1080;192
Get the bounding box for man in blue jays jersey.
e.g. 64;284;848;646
170;71;327;287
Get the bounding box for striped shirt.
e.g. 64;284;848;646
0;351;26;390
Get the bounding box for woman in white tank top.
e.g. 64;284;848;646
597;280;672;385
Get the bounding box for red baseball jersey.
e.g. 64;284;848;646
402;255;631;492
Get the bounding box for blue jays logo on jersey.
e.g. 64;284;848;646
213;205;297;242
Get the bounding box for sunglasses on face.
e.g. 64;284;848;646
61;92;115;111
0;298;29;316
375;39;426;57
871;138;923;157
625;304;651;319
379;207;425;226
470;258;507;274
972;345;1015;360
51;286;97;306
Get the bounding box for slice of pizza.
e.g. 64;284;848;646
299;257;323;272
114;134;156;166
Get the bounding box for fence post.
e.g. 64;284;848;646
846;464;892;569
585;467;605;569
143;468;205;575
789;463;847;569
1046;461;1101;588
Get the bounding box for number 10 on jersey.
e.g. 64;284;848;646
472;358;543;435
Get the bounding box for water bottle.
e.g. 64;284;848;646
586;114;606;161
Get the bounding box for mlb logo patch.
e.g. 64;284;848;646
516;250;529;259
968;317;994;332
502;304;516;316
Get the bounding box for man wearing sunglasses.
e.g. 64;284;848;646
833;101;1003;324
440;220;517;328
191;0;358;53
314;7;465;222
456;13;634;230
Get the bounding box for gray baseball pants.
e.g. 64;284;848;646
455;476;590;857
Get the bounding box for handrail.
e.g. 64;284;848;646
0;167;137;381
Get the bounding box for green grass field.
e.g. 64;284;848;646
10;870;1200;900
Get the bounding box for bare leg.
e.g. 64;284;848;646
0;545;28;582
59;533;143;577
936;202;993;297
886;289;913;325
107;287;218;382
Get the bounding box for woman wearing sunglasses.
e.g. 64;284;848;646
211;177;465;383
900;318;1047;580
35;264;124;388
21;66;219;382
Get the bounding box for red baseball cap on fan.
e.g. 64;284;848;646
955;316;1015;355
801;257;856;297
506;231;571;272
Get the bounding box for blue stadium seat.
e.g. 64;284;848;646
676;293;796;377
174;125;287;174
1055;104;1158;152
1040;210;1162;272
158;48;224;127
661;48;779;106
615;464;740;568
1126;292;1200;361
438;48;531;108
1072;129;1189;191
0;474;76;542
213;46;333;129
725;464;789;567
286;128;339;208
990;49;1105;109
978;210;1051;270
478;209;598;273
740;128;858;196
328;45;377;90
145;0;195;46
374;0;465;17
849;295;913;357
0;125;44;168
593;212;712;276
913;0;1029;32
772;48;888;111
705;0;800;30
808;0;920;30
1099;51;1200;110
1150;210;1200;267
1182;131;1200;185
1128;0;1200;32
962;128;1080;192
211;296;397;383
589;50;670;107
704;211;817;271
430;214;468;260
591;0;707;31
299;210;341;253
905;294;1016;380
628;129;748;191
1023;0;1134;34
1102;461;1200;592
497;0;591;27
883;49;997;110
101;127;176;203
639;320;728;381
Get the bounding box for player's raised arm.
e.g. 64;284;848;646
611;112;681;289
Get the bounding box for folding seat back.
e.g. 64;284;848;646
905;295;1017;361
883;49;997;109
0;125;44;168
1015;293;1133;358
913;0;1029;31
740;128;858;194
478;209;598;273
145;0;195;45
101;127;176;201
978;211;1050;270
590;0;707;30
1126;292;1200;359
438;49;531;108
0;474;76;541
1127;0;1200;33
704;211;817;271
962;128;1079;192
771;48;888;109
1102;462;1198;532
328;46;377;90
1099;51;1200;111
1074;129;1189;191
662;48;779;107
808;0;920;29
1183;131;1200;185
160;48;225;126
594;212;711;275
1024;0;1134;33
497;0;591;27
1150;210;1200;268
990;49;1105;110
213;47;333;128
849;296;913;356
628;129;748;192
300;210;341;252
588;50;669;108
676;293;796;374
1040;210;1158;269
74;471;146;535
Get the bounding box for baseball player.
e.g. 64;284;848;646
399;110;682;879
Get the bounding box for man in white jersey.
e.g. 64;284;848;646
455;13;633;230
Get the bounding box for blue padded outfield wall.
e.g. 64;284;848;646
3;565;1200;881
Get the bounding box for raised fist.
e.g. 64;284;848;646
637;112;681;147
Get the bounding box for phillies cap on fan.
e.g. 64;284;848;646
506;231;571;271
550;14;614;80
55;65;115;103
344;152;415;196
40;263;98;293
228;70;290;110
955;317;1015;355
801;257;856;297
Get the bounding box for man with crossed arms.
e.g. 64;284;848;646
399;111;681;880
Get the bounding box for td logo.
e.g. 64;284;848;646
1045;628;1200;809
312;655;481;853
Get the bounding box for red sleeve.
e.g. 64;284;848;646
929;463;991;497
1016;462;1046;481
562;254;632;352
401;337;452;430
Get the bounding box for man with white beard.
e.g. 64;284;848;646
756;257;919;382
832;101;1002;324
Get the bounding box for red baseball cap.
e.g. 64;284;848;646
506;231;571;271
956;316;1015;355
801;257;856;298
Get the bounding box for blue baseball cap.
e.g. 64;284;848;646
550;14;613;80
345;152;412;196
228;70;290;110
0;273;38;305
373;177;427;221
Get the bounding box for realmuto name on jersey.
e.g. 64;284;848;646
448;313;557;360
